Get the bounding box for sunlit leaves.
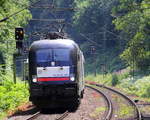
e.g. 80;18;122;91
0;0;32;67
113;0;150;71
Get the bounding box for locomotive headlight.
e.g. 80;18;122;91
33;78;37;83
70;76;75;81
32;75;37;83
70;74;75;81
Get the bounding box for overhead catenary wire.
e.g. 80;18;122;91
0;0;42;23
27;0;76;38
27;0;149;45
30;19;65;23
79;33;102;48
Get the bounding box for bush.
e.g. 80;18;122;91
0;72;29;119
0;81;29;110
85;74;112;85
119;75;150;98
111;74;119;86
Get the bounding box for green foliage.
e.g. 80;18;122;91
119;75;150;98
111;74;119;86
86;68;130;86
73;0;116;34
86;74;112;86
0;0;32;68
118;104;134;118
84;48;126;74
0;72;29;118
0;0;31;116
112;0;150;71
0;2;31;117
72;0;127;73
86;68;150;98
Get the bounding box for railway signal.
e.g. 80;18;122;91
15;27;24;49
15;27;24;40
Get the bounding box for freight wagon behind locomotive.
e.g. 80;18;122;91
28;39;85;108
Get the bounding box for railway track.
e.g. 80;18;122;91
87;82;142;120
25;86;112;120
26;110;69;120
55;111;69;120
86;85;113;120
26;111;40;120
9;83;141;120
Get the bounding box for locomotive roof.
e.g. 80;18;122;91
29;39;79;51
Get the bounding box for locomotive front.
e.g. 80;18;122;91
28;39;82;107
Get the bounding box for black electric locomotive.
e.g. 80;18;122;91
28;39;84;108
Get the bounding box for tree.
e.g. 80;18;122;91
72;0;124;73
0;0;32;70
112;0;150;71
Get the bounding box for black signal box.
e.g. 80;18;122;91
15;27;24;40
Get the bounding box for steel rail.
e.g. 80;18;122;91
91;83;142;120
86;85;113;120
55;111;69;120
25;110;69;120
26;111;40;120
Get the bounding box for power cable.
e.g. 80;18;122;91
79;33;102;48
0;0;42;23
30;18;65;22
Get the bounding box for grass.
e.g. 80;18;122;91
119;75;150;98
111;93;134;118
118;104;134;118
89;107;106;118
85;73;112;85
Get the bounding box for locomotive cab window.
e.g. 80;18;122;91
54;49;70;61
36;48;72;66
36;49;52;63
